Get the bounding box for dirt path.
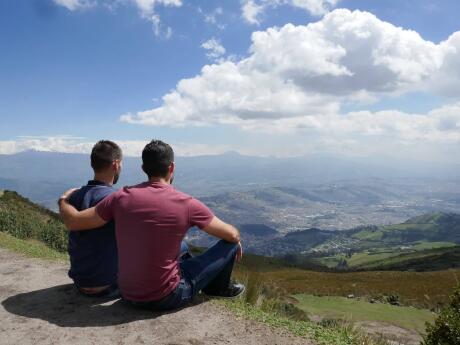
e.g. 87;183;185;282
0;248;311;345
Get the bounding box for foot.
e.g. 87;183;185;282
204;282;246;299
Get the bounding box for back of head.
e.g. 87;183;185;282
91;140;123;172
142;140;174;178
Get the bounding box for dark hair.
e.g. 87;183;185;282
90;140;122;172
142;140;174;178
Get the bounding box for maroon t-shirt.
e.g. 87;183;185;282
95;181;214;301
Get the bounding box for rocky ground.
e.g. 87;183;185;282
0;247;311;345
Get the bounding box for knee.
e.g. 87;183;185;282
216;240;239;254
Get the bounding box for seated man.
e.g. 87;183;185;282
66;140;122;297
59;140;244;310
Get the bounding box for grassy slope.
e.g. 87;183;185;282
0;231;68;261
235;257;460;309
294;294;434;332
219;298;389;345
314;243;460;270
0;191;68;252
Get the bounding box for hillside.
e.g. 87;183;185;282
352;246;460;271
1;189;414;345
2;188;459;273
237;212;460;271
0;190;67;252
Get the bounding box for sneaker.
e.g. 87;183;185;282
204;282;246;299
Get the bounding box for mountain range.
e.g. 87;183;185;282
1;150;459;231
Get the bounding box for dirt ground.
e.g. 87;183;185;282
0;248;311;345
355;321;422;345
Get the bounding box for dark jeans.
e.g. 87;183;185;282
77;283;120;298
129;240;238;311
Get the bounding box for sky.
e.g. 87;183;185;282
1;0;460;160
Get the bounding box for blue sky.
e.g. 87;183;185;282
1;0;460;159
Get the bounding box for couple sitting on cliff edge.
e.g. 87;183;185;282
58;139;245;311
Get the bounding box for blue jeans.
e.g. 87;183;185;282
129;240;238;311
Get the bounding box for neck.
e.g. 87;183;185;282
148;176;170;185
94;172;114;186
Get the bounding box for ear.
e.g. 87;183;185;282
169;162;175;175
112;159;121;170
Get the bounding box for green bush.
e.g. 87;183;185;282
0;191;68;253
423;285;460;345
37;220;68;252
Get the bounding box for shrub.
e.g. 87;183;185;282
0;192;68;253
423;285;460;345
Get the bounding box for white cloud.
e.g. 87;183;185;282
201;38;226;61
290;0;339;16
134;0;182;15
433;32;460;97
0;137;229;157
242;0;264;25
241;0;340;25
53;0;182;38
133;0;182;38
122;9;452;126
120;9;460;160
53;0;94;11
200;7;225;29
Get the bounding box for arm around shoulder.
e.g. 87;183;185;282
58;198;107;231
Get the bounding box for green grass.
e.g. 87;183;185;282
294;294;435;333
352;230;384;241
314;251;402;268
0;190;68;252
0;231;68;261
353;246;460;271
314;241;459;269
411;242;457;250
347;252;396;267
218;298;389;345
382;223;437;232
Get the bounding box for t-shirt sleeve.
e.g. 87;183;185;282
189;198;214;229
95;191;118;222
91;187;116;206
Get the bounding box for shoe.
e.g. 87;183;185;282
204;282;246;299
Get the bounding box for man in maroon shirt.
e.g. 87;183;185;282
59;140;244;310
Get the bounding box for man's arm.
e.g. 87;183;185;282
202;216;240;243
58;189;107;230
202;216;243;261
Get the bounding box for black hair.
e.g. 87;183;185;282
90;140;122;172
142;140;174;178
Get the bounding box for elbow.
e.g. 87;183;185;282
229;229;241;243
